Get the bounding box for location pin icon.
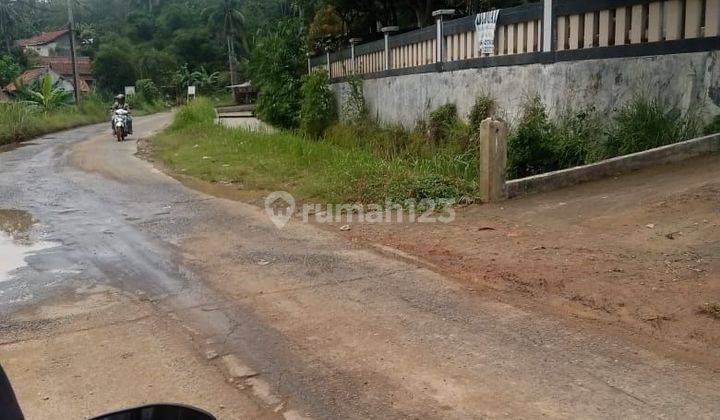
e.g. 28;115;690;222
265;191;296;229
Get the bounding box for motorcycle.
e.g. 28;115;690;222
113;108;130;142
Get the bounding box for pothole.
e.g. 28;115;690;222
0;209;57;282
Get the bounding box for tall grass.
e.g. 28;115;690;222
0;95;108;145
152;99;478;204
507;95;702;179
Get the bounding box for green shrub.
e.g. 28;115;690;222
300;70;336;138
604;96;700;157
171;97;215;130
553;108;606;167
507;96;559;179
468;95;495;134
136;79;161;104
249;17;306;129
703;114;720;135
342;74;366;122
428;103;459;145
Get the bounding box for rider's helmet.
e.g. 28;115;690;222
115;94;126;105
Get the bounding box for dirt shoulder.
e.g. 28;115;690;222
0;283;278;420
335;154;720;368
142;124;720;369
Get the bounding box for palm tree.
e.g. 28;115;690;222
25;73;73;111
0;0;31;52
204;0;245;86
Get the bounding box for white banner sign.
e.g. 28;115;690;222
475;9;500;55
188;85;196;95
124;86;135;96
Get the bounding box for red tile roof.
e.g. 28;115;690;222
5;67;48;92
39;56;92;77
4;67;90;93
17;29;69;47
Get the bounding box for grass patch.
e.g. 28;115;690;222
151;99;478;204
0;100;106;146
0;94;168;146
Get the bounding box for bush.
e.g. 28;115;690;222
507;96;559;179
249;17;306;129
468;95;495;134
136;79;161;104
300;70;336;138
604;96;700;157
553;108;606;167
171;97;215;130
428;103;460;145
703;114;720;135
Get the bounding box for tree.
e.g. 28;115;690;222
248;17;306;128
0;54;21;86
92;38;137;93
204;0;245;86
0;0;33;52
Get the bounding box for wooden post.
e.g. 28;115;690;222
478;118;508;203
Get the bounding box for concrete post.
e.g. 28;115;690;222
433;9;455;63
381;26;399;70
478;118;508;202
543;0;554;52
326;51;331;76
349;38;362;74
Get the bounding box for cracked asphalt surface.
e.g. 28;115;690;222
1;113;719;419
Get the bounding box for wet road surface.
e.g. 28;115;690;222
0;114;719;419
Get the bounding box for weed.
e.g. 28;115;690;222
506;96;558;179
428;103;459;145
468;95;495;134
703;114;720;135
604;96;700;157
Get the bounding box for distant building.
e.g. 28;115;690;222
4;67;89;96
17;29;72;57
13;29;93;94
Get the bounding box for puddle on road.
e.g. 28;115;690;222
0;209;56;282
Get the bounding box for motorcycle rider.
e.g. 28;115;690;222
111;94;133;135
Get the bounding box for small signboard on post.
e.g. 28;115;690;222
124;86;136;97
475;9;500;56
187;85;196;101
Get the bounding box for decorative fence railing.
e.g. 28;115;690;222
310;0;720;80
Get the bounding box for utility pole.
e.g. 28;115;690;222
67;0;81;104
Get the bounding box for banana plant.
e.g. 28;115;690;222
24;74;73;111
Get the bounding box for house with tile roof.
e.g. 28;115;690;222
3;67;84;96
11;29;94;94
17;29;73;57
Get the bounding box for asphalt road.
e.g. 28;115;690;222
0;113;718;419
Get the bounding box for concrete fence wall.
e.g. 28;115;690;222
331;49;720;128
312;0;720;77
313;0;720;128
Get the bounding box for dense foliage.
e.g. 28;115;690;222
248;17;306;128
300;69;336;137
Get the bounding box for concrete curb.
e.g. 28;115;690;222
506;133;720;198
